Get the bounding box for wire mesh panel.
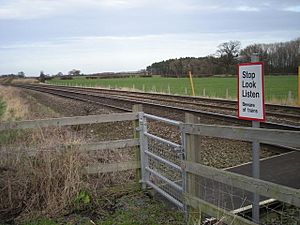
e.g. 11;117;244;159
192;174;254;222
259;202;300;225
196;176;300;225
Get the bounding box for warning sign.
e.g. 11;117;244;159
238;62;265;121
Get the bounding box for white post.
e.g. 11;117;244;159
288;90;292;103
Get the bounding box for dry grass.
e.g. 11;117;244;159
0;92;135;223
268;96;297;106
10;78;39;85
0;85;137;223
0;86;30;121
0;128;87;222
0;85;59;122
0;78;13;85
0;149;83;219
0;126;136;223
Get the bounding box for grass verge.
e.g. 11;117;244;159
0;85;59;121
10;191;184;225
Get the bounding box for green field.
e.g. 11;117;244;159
48;75;298;103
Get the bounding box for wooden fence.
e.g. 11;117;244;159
1;109;300;224
183;113;300;225
0;109;142;177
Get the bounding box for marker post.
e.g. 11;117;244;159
188;71;195;96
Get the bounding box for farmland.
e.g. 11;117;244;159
47;75;298;104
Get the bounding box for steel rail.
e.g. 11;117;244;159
44;83;300;116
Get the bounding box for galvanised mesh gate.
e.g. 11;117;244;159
139;113;185;209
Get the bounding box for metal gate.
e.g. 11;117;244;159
139;113;185;209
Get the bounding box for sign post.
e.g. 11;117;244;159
238;55;265;223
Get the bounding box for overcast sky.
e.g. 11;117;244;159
0;0;299;76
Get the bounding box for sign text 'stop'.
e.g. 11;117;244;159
238;62;265;121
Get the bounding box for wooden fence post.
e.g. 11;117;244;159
185;113;202;224
133;104;143;185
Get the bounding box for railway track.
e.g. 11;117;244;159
14;84;300;131
48;84;300;122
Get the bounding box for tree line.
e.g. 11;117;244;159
146;37;300;77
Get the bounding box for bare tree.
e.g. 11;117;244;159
17;71;25;78
217;40;241;74
39;71;46;83
241;38;300;74
56;72;64;77
68;69;81;76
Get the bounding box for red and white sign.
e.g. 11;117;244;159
238;62;265;121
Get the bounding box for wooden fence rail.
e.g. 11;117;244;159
0;112;139;131
85;160;140;174
182;123;300;148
